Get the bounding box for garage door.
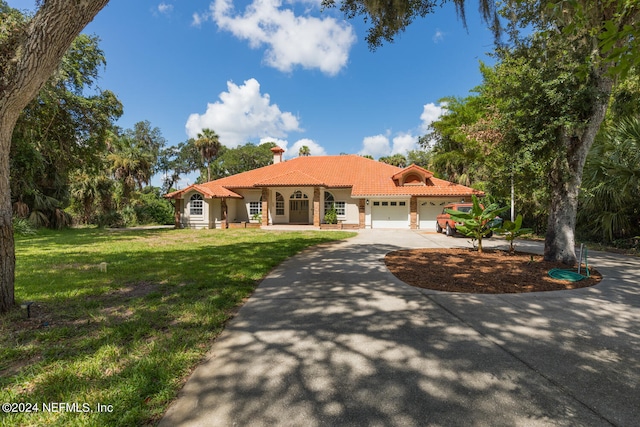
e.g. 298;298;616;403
371;200;409;228
419;199;458;230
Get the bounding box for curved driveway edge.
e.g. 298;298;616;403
160;230;640;427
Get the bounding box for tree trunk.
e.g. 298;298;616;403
0;0;110;314
0;117;17;313
544;71;614;265
544;156;582;265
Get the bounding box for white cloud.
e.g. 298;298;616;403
259;137;289;151
420;102;447;133
198;0;356;75
288;138;327;158
358;133;418;159
257;137;327;159
432;29;444;43
158;3;173;15
358;134;391;158
391;133;418;154
192;12;205;27
185;78;301;147
358;102;446;158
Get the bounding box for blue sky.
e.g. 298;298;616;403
8;0;495;168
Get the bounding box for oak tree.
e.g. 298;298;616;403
1;0;110;313
329;0;639;264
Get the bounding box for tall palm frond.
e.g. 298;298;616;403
195;128;221;182
579;117;640;241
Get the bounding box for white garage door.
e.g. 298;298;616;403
419;199;458;230
371;200;409;228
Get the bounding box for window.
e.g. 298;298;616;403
324;192;345;218
249;201;262;216
290;190;308;199
249;195;264;217
275;192;284;216
324;192;335;213
373;201;380;206
189;194;204;216
382;202;389;206
390;201;397;206
399;201;406;206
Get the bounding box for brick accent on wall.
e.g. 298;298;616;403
410;197;418;230
359;199;365;228
261;188;269;226
313;187;321;227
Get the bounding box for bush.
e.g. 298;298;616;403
12;216;37;236
95;211;124;228
120;206;138;227
132;188;174;225
324;207;338;224
495;214;533;253
446;195;508;253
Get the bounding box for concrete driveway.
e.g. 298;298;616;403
160;230;640;427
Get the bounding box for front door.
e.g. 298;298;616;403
289;200;309;223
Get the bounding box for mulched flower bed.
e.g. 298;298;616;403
384;248;602;293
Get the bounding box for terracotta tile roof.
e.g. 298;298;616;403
163;183;242;199
391;164;434;181
254;170;326;187
165;155;482;199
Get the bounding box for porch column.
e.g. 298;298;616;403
313;187;320;227
261;188;269;227
410;196;418;230
220;198;228;229
358;199;365;229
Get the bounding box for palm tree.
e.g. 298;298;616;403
578;117;640;242
298;145;311;157
195;128;221;181
71;172;99;224
379;154;407;168
107;136;154;201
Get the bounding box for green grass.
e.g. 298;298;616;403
0;228;355;426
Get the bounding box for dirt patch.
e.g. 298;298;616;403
384;248;602;293
105;281;160;299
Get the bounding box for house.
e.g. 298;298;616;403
164;147;483;230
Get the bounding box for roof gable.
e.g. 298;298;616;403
391;165;434;186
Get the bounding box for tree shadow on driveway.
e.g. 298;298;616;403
160;236;640;427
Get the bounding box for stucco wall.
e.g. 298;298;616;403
177;187;376;228
322;188;359;224
182;190;209;229
230;189;260;222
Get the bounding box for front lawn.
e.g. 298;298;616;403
1;228;355;426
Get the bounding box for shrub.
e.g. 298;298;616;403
324;207;338;224
12;216;37;236
132;188;174;225
120;206;138;227
495;214;533;253
96;211;124;228
446;195;508;253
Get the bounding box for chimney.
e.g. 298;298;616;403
271;146;285;164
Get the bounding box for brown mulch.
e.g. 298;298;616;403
384;248;602;294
